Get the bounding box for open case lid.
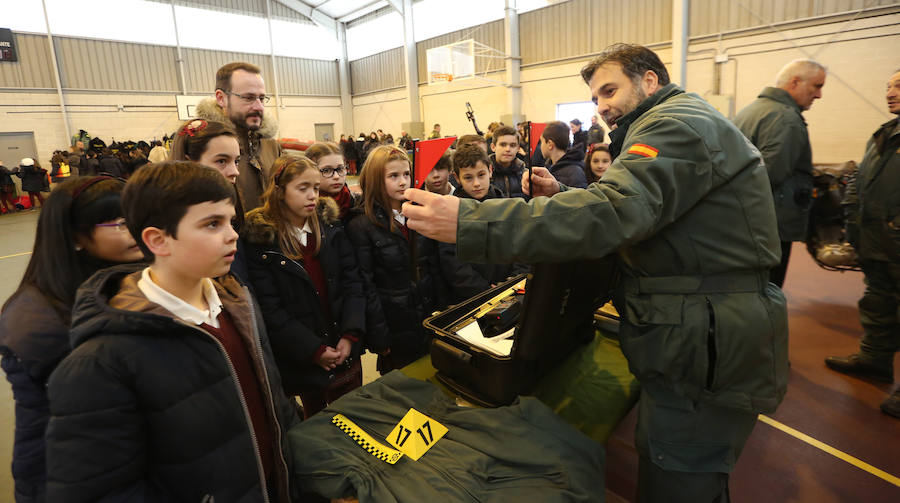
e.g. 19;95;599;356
513;256;618;360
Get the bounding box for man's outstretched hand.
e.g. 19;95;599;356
402;188;460;243
521;166;560;197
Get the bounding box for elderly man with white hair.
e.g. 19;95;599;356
734;59;826;287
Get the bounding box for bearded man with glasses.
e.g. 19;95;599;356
196;62;283;210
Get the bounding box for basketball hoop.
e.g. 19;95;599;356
431;72;453;82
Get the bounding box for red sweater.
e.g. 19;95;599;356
201;311;275;481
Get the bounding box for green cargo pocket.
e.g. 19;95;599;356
620;294;701;383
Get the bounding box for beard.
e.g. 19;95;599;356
228;108;263;131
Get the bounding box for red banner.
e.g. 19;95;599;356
529;123;547;156
413;136;456;188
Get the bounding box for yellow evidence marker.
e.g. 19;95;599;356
386;408;449;461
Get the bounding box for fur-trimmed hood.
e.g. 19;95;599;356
242;197;340;246
194;98;279;139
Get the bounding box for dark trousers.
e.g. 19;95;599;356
769;241;793;288
858;259;900;365
1;190;14;210
27;192;44;208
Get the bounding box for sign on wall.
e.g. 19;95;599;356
0;29;17;62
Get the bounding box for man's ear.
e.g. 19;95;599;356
215;89;228;110
142;227;172;258
641;69;660;95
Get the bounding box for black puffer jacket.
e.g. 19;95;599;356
15;165;47;193
549;147;588;188
0;286;71;503
97;154;125;178
489;153;528;199
45;264;300;502
242;198;366;394
346;206;444;368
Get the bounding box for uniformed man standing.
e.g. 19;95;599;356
402;43;789;502
734;59;827;287
826;70;900;419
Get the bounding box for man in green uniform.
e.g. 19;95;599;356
733;59;826;287
402;43;789;502
826;70;900;419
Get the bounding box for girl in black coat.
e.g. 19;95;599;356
0;176;144;502
346;145;444;373
243;155;366;417
14;158;47;208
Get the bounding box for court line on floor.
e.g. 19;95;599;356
758;414;900;487
0;252;31;260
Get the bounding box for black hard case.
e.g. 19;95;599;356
425;257;617;406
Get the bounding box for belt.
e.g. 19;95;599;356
624;271;768;294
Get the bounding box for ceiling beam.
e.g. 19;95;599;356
275;0;337;35
336;0;389;23
385;0;402;13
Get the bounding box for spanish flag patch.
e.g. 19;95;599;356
627;143;659;158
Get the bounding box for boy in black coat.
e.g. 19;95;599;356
45;162;300;502
439;145;528;303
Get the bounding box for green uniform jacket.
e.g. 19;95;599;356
456;84;789;414
733;87;814;242
843;117;900;262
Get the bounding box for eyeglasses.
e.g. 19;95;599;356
319;166;348;178
225;91;271;105
95;218;128;232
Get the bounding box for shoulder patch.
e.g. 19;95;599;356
627;143;659;158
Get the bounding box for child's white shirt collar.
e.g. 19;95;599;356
392;209;406;226
291;220;313;246
137;267;223;328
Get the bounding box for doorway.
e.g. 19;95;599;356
314;123;335;142
0;132;38;193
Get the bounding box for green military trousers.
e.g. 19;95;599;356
858;259;900;365
634;383;758;503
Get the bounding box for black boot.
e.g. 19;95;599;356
881;388;900;419
824;354;893;383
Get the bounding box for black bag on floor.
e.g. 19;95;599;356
425;256;617;406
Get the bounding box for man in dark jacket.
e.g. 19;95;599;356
541;121;588;188
587;115;606;144
826;70;900;419
198;61;282;210
403;43;788;502
734;59;826;287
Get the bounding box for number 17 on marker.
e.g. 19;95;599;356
387;408;448;460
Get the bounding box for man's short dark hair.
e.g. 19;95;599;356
457;134;486;148
123;161;235;260
580;43;670;87
451;144;490;175
541;121;570;150
216;62;262;92
492;126;519;144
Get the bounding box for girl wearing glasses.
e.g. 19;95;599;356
304;141;359;225
243;155;366;417
0;176;143;501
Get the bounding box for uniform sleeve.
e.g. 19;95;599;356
457;116;717;264
841;142;869;249
45;352;168;502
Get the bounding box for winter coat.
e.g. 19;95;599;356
439;186;528;303
15;164;47;193
0;164;16;192
843;117;900;262
0;286;71;503
242;199;366;394
148;145;168;164
733;87;814;242
80;157;100;176
489;153;528;199
195;99;282;211
44;264;299;502
572;129;589;156
455;83;789;416
587;124;605;144
346;206;443;363
97;154;125;178
548;148;588;188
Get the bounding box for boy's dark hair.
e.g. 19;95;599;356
580;43;670;87
451;144;490;175
216;62;262;92
492;125;519;143
457;134;486;149
123;161;235;260
432;151;452;172
542;121;570;150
